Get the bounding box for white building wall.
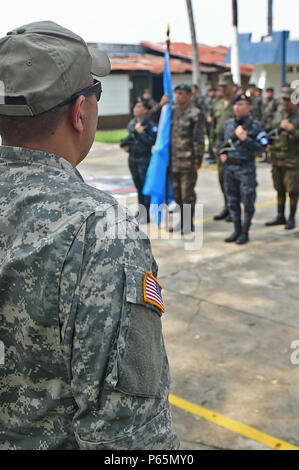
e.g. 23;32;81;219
250;64;299;96
97;74;130;116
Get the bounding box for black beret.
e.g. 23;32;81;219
233;94;252;105
174;83;192;93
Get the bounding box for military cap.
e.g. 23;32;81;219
0;21;111;116
281;88;294;100
218;72;234;86
174;83;192;93
248;83;256;88
233;94;252;105
266;87;274;92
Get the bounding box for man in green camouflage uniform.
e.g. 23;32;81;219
211;72;236;221
169;84;205;234
247;83;263;123
0;21;179;450
261;87;278;132
265;88;299;230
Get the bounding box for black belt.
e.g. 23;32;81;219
226;157;251;166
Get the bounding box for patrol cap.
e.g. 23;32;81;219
0;21;111;116
218;72;234;86
174;83;192;93
233;94;252;105
281;88;293;100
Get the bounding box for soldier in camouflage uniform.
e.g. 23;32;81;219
247;83;263;123
265;88;299;230
191;83;207;115
219;95;269;244
262;87;278;132
0;21;179;450
211;72;236;221
169;84;205;234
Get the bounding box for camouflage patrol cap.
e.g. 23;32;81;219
174;83;192;93
218;72;234;86
0;21;111;116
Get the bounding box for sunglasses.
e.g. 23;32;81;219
59;79;102;107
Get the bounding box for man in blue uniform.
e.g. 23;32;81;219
219;94;268;244
121;99;157;224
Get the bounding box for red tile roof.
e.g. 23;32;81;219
110;54;218;74
140;41;253;76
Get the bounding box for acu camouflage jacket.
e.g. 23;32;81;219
0;145;179;450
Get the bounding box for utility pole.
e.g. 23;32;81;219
231;0;241;86
268;0;273;36
185;0;203;95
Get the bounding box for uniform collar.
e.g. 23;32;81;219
234;113;252;126
0;145;84;182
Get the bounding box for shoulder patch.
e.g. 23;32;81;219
143;272;165;313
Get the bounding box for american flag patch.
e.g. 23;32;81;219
143;272;165;313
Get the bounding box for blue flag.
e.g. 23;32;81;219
142;49;174;226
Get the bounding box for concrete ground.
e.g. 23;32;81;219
78;143;299;451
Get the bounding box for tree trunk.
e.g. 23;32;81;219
268;0;273;36
231;0;241;86
185;0;203;95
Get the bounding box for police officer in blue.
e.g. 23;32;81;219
121;99;157;224
218;94;268;244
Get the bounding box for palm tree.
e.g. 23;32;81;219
185;0;203;94
231;0;241;85
268;0;273;36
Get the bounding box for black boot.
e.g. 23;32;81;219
265;214;286;226
265;199;286;226
224;220;242;242
169;206;184;233
236;220;251;245
214;207;229;221
285;195;298;230
285;218;295;230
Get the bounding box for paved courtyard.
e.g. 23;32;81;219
78;142;299;450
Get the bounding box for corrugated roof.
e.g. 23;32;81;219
110;54;218;74
141;41;253;75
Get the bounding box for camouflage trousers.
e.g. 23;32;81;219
224;163;257;223
271;165;299;195
170;171;198;212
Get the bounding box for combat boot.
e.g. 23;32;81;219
285;200;297;230
265;214;286;226
285;217;295;230
214;207;229;221
236;220;251;245
224;220;242;242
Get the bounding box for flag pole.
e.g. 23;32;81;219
165;25;170;231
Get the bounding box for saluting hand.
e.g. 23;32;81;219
135;123;145;134
235;125;248;141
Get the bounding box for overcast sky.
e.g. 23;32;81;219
1;0;299;47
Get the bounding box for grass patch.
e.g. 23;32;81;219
94;129;128;144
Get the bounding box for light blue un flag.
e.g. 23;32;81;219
142;49;174;226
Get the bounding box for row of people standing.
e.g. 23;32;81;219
122;74;299;241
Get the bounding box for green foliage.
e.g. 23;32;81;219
94;129;128;144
